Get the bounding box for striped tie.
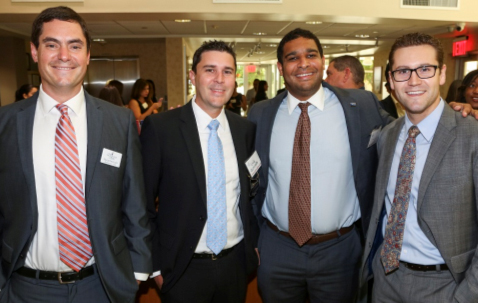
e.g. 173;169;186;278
55;104;93;272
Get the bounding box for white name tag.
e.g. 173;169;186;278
368;126;382;148
100;148;122;168
245;151;261;177
141;102;148;109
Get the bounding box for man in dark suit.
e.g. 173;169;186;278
248;28;393;302
361;33;478;302
141;40;259;302
0;6;151;303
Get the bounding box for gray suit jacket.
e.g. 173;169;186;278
0;92;152;302
361;104;478;302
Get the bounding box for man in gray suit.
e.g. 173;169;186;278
0;6;151;302
361;33;478;302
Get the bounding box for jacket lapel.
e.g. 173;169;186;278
324;82;362;179
180;102;207;207
84;93;104;200
417;105;456;212
17;98;39;227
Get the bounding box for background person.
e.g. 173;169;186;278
128;78;162;121
98;85;124;107
252;80;268;104
15;84;38;102
456;69;478;109
325;55;365;89
225;81;247;115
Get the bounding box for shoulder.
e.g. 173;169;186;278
249;94;283;118
0;96;36;119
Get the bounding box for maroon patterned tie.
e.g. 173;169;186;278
55;104;93;272
380;126;420;273
289;102;312;246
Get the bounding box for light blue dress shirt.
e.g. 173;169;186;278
382;99;445;265
262;86;361;234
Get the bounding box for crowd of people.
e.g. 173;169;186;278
3;5;478;304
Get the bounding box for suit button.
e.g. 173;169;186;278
368;242;372;248
199;216;204;221
190;246;193;250
20;254;24;258
375;218;379;224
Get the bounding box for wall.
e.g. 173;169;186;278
165;38;186;108
0;37;28;106
90;39;168;99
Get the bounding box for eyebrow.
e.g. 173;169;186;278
394;63;436;70
284;48;318;58
202;64;235;71
42;37;85;46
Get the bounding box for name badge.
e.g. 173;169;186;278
368;126;382;148
245;151;261;177
142;102;148;109
100;148;122;168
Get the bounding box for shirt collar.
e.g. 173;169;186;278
38;85;85;117
404;98;445;143
287;85;325;115
191;95;227;131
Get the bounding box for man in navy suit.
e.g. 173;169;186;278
248;28;392;302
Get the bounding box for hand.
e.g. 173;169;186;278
154;275;164;290
152;102;162;110
137;280;141;285
255;248;260;266
449;101;478;119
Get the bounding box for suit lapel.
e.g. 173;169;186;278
84;93;104;200
180;102;207;207
17;99;39;226
376;119;404;207
325;83;362;179
417;105;456;212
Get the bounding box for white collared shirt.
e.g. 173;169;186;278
26;85;91;272
191;96;244;253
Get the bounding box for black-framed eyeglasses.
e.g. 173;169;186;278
391;65;438;82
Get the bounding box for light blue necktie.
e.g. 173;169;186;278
206;119;227;255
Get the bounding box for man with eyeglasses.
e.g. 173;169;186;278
360;32;478;302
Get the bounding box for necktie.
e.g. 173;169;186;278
55;104;93;272
289;102;312;246
206;119;227;255
381;126;421;273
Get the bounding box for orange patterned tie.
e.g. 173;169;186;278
55;104;93;272
289;102;312;246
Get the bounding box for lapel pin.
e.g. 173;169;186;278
350;102;357;107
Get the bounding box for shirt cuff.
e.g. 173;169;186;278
134;272;149;281
149;270;161;278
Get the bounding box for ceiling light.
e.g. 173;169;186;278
267;44;277;47
255;51;265;54
306;21;322;25
175;19;191;23
93;38;105;42
253;32;267;36
355;34;370;38
323;45;329;48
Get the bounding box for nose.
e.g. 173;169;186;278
298;56;310;69
215;72;224;83
58;45;70;62
407;70;422;86
473;86;478;94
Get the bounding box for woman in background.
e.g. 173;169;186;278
456;70;478;109
15;84;38;102
128;78;162;121
253;80;269;104
99;85;124;107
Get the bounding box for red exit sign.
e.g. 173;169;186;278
453;40;467;57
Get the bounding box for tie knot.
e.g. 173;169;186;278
298;102;310;113
208;119;220;131
408;126;420;138
56;104;69;115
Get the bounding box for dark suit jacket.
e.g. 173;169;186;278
0;92;152;302
141;101;259;293
247;81;393;237
361;104;478;302
380;95;398;119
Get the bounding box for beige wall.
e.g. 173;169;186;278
90;39;168;99
165;38;186;108
0;37;28;106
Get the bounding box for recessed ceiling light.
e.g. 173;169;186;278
93;38;105;42
267;44;277;47
255;51;266;54
253;32;267;36
373;31;379;34
355;34;370;38
306;21;322;25
175;19;191;23
323;45;329;48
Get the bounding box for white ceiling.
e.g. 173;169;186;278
0;12;474;63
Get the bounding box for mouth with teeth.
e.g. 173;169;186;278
407;90;425;96
295;72;314;80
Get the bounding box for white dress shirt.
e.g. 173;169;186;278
191;96;244;253
27;85;91;272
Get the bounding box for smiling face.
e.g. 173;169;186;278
277;37;325;101
465;77;478;109
390;45;445;125
31;19;90;103
189;50;235;118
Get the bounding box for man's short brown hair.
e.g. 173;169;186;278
389;32;444;70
